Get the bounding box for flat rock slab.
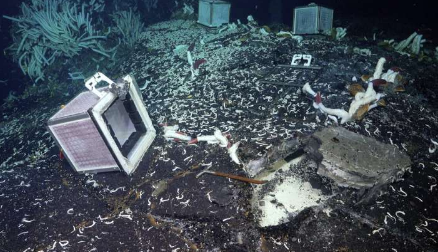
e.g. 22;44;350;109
314;127;411;189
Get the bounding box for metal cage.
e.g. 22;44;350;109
47;73;156;175
293;3;333;35
198;0;231;27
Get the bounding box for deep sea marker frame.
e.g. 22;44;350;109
47;73;156;175
293;3;333;35
197;0;231;27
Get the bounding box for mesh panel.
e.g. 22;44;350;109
319;7;333;33
295;7;318;34
198;1;211;25
198;0;230;27
212;4;230;26
50;118;118;171
51;91;100;120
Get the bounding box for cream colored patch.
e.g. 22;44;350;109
252;156;330;227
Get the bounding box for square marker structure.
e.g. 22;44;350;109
293;3;333;35
198;0;231;27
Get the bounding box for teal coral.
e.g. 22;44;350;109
3;0;113;82
111;9;145;48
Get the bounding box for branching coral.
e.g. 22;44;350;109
3;0;113;82
142;0;158;12
111;9;145;48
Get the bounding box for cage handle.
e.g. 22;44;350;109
85;72;116;98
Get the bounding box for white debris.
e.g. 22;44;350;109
228;141;241;165
213;129;229;147
335;27;347;41
353;47;371;56
21;218;35;223
182;3;194;15
59;240;69;247
163;124;191;142
429;138;438;153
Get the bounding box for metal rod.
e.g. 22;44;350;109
196;164;266;184
259;80;302;87
207;171;266;184
276;64;322;70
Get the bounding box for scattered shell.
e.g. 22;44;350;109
390;66;403;72
352;104;370;120
261;26;271;33
146;213;161;227
348;83;365;96
152;180;169;197
361;74;371;82
395;74;406;85
238;35;250;42
394;85;406;92
276;33;292;38
371;79;388;87
377;99;387;107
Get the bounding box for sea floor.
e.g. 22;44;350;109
1;19;437;251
